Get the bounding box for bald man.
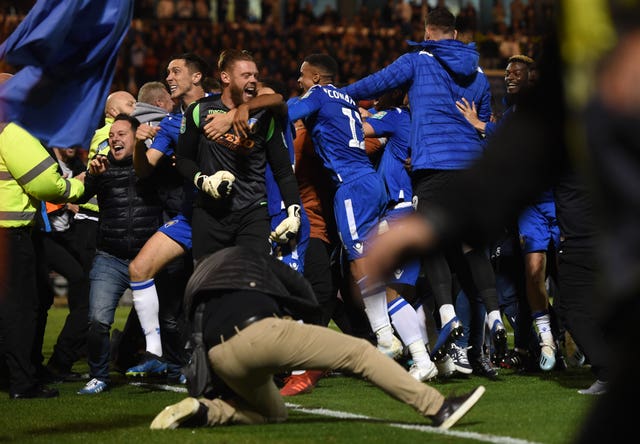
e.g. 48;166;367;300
88;90;136;159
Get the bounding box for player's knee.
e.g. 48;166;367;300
129;258;151;281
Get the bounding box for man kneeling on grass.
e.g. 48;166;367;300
150;246;485;430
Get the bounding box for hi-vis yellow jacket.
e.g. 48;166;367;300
78;117;113;215
88;116;113;161
0;122;85;228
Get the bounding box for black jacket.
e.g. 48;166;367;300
79;152;163;259
184;246;319;323
176;95;299;213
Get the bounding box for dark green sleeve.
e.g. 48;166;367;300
265;116;300;209
176;102;203;185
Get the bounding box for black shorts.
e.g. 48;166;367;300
411;169;463;216
191;204;271;261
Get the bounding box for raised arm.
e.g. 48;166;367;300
133;123;163;178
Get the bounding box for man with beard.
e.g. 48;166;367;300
176;49;301;261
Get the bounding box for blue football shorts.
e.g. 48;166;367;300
334;172;388;261
518;201;560;254
157;212;192;251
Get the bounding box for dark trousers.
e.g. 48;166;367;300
156;255;192;372
0;227;39;394
413;169;500;315
302;238;335;326
32;229;54;373
555;245;610;381
191;205;270;261
41;222;95;371
492;234;537;351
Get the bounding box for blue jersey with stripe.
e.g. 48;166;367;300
288;84;376;186
367;107;412;205
150;111;182;156
149;109;195;220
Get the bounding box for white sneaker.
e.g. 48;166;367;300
150;397;202;430
77;378;108;395
409;360;439;382
539;339;556;371
578;380;607;395
435;354;456;378
377;335;403;360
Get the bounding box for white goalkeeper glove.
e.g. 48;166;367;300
197;171;235;199
270;204;301;243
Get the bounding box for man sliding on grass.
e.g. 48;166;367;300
150;246;485;430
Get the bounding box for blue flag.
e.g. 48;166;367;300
0;0;133;149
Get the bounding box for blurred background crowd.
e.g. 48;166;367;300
0;0;554;101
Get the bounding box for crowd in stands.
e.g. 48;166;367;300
116;1;554;98
1;1;554;100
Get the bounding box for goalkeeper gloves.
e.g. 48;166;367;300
196;171;235;199
270;204;301;243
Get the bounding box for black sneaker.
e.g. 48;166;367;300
491;320;508;363
428;386;486;429
43;364;88;383
430;317;464;361
500;348;530;370
10;384;59;399
470;355;498;381
490;350;503;367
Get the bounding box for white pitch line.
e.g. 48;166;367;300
129;382;188;393
285;403;541;444
128;383;539;444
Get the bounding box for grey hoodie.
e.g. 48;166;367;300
132;102;169;126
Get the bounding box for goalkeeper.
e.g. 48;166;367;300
176;49;301;261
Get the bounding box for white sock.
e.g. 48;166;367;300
388;296;423;347
415;303;430;344
407;340;431;366
131;279;162;357
486;309;503;329
533;311;553;343
439;304;456;326
357;276;392;345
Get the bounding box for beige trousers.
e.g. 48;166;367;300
199;317;444;426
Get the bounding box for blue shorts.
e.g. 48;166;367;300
379;203;420;286
334;173;388;261
518;201;560;254
270;207;310;274
157;212;192;251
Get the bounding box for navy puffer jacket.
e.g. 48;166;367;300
343;39;492;171
80;152;163;259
